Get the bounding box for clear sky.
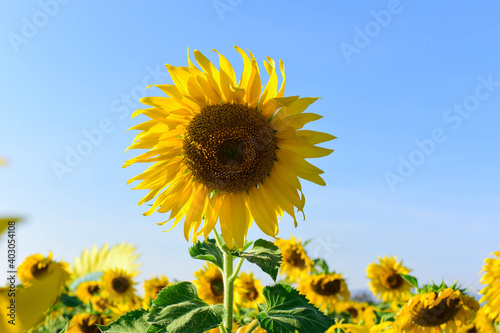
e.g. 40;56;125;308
1;0;499;295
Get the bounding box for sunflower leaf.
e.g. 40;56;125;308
188;238;224;270
373;310;396;325
60;293;83;307
399;273;419;289
257;284;335;333
148;281;225;333
98;308;156;333
232;239;282;281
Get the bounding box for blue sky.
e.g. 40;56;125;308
1;0;499;295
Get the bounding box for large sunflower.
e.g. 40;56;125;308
275;235;315;283
394;287;479;333
366;255;412;303
298;272;350;311
124;47;335;248
193;262;224;305
479;248;500;324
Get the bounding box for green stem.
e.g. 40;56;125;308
229;258;244;283
223;250;234;332
245;320;260;333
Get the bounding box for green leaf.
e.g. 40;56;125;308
233;239;282;281
148;281;225;333
188;238;224;270
399;273;419;289
373;311;396;325
257;284;334;333
98;309;155;333
60;293;83;307
59;323;69;333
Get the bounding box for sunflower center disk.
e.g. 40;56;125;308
183;103;277;192
384;273;404;289
210;278;224;297
311;279;341;296
31;263;49;278
412;296;460;327
286;250;306;269
111;277;130;294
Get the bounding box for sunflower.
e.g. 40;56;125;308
144;275;170;302
456;307;498;333
18;252;70;286
479;248;500;323
71;243;141;281
394;287;479;333
67;313;109;333
101;269;137;302
298;273;350;311
366;255;412;303
335;300;376;326
193;262;224;305
124;47;335;249
75;281;102;304
234;272;265;308
275;235;314;283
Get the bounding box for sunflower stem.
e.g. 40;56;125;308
245;320;260;333
229;258;244;283
223;250;234;332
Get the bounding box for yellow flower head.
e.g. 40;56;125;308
193;262;224;305
275;235;314;283
479;248;500;323
335;300;376;326
144;275;170;302
124;47;335;249
298;273;350;312
101;269;137;302
366;255;412;303
18;252;70;286
75;281;102;304
394;287;479;333
234;272;265;309
67;313;109;333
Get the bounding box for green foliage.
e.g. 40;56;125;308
97;309;156;333
373;310;396;325
257;284;335;333
147;282;225;333
60;294;83;308
230;239;282;281
399;273;418;289
189;238;224;270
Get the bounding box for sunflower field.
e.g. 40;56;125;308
2;46;500;333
